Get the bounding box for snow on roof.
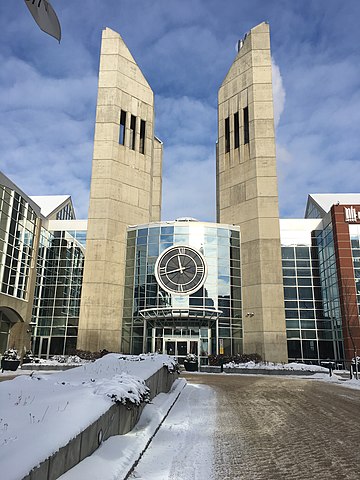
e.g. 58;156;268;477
30;195;71;218
308;194;360;214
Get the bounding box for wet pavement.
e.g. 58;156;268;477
184;373;360;480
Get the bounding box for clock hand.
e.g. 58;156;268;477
177;255;184;274
164;267;183;275
165;265;194;275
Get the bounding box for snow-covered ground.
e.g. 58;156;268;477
0;353;176;480
1;357;359;480
59;380;215;480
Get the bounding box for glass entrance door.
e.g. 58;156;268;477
34;336;50;358
164;338;199;364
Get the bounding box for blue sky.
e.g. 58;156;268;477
1;1;360;221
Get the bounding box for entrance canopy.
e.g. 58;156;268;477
138;306;222;328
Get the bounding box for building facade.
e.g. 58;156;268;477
1;23;360;366
121;220;242;364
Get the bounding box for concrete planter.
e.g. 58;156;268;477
23;365;178;480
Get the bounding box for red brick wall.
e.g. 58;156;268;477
331;205;360;362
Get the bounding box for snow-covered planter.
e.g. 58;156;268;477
223;361;329;375
1;349;20;372
0;353;178;480
184;354;198;371
22;350;40;364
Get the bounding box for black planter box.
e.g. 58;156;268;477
1;359;20;372
184;361;198;372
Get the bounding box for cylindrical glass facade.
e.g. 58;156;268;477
122;221;242;363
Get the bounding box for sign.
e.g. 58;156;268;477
219;338;224;355
344;206;360;223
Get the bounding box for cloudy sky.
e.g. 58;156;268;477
1;1;360;221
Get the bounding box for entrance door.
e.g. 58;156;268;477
164;338;199;364
34;337;50;358
177;341;187;357
165;341;175;356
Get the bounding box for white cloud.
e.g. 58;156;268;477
0;55;97;218
272;57;286;128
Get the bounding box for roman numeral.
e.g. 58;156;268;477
178;247;186;255
159;267;166;276
177;284;184;292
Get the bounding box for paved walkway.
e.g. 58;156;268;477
185;373;360;480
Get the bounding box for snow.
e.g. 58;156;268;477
223;361;329;372
60;380;215;480
1;353;360;480
0;353;176;480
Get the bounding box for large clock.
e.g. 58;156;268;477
155;245;207;295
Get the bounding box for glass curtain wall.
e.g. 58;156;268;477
122;223;242;359
282;241;341;364
314;222;344;363
349;224;360;322
31;228;85;357
0;185;37;300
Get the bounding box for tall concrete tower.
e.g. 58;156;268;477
216;22;287;362
78;28;162;352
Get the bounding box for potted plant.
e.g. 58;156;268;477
22;350;40;365
183;353;198;372
1;349;21;372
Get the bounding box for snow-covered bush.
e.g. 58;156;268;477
2;348;20;361
184;353;197;363
208;353;262;366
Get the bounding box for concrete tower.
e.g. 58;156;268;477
216;22;287;362
78;28;162;352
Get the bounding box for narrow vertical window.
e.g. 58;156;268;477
140;119;146;154
130;115;136;150
225;117;230;153
119;110;126;145
243;107;249;145
234;112;240;149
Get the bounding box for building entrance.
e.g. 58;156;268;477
150;326;212;364
164;338;199;364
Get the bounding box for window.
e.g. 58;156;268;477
243;106;249;145
234;112;239;149
130;115;136;150
225;117;230;153
140;119;146;154
119;110;126;145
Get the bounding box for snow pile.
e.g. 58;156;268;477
223;361;328;372
40;354;86;365
0;353;176;480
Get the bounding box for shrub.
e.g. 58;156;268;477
208;353;262;366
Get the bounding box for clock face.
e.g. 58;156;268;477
155;245;207;295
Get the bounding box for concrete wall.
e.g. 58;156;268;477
216;22;287;362
23;366;178;480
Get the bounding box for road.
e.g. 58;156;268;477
132;373;360;480
186;373;360;480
